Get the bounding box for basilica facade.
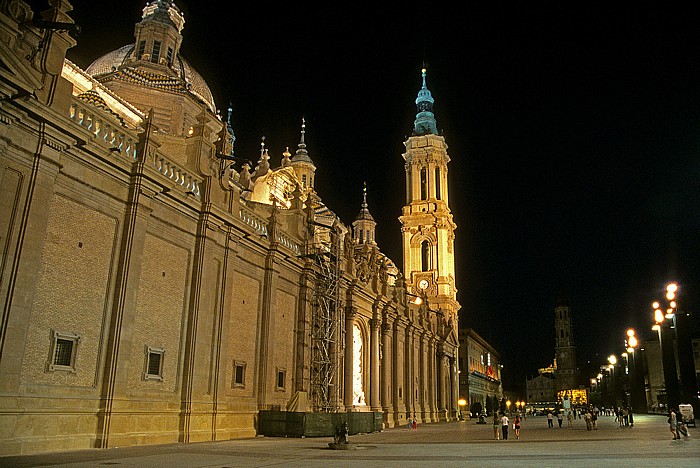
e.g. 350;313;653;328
0;0;460;455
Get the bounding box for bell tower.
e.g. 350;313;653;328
554;298;578;390
399;68;459;317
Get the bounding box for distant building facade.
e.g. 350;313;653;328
0;0;461;455
457;328;502;414
526;372;558;404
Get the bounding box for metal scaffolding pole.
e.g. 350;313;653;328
308;229;342;412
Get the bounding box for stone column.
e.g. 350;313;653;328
430;337;439;422
437;349;448;421
369;318;381;411
418;331;427;421
380;318;393;420
450;353;459;420
343;307;356;409
405;324;414;420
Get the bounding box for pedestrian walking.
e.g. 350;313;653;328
413;418;417;431
493;413;500;440
628;407;634;427
584;410;592;430
514;415;521;439
501;413;510;440
567;410;573;427
557;412;563;428
675;408;684;438
669;409;678;440
547;411;553;428
591;410;598;430
407;417;413;430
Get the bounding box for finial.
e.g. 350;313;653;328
362;181;368;208
300;116;306;145
260;136;266;156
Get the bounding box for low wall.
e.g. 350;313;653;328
258;411;383;437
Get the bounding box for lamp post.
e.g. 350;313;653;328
653;287;681;410
458;398;466;420
626;329;646;414
506;400;511;415
608;355;620;408
659;283;699;415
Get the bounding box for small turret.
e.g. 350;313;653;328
352;182;377;245
133;1;184;68
290;117;317;193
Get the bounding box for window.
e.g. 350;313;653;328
276;368;286;390
48;330;80;372
435;167;441;199
151;40;161;63
421;240;430;271
420;168;427;200
233;361;246;388
144;346;165;381
302;174;307;189
137;40;146;59
166;46;173;66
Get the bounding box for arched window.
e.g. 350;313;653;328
420;168;428;200
421;240;430;271
435;167;441;199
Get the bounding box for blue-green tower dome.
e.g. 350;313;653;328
413;68;438;136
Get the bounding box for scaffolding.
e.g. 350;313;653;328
308;226;342;412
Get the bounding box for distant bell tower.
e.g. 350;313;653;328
399;68;459;318
554;298;578;390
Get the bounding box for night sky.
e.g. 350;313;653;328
60;1;700;390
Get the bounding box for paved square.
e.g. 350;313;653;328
1;414;698;467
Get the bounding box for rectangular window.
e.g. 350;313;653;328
233;361;246;388
166;47;173;66
137;40;146;59
47;330;80;372
276;368;286;390
144;346;165;381
151;41;161;64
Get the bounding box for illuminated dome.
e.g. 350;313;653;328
86;44;216;113
84;1;216;115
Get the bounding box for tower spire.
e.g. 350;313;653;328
413;67;438;136
352;181;376;245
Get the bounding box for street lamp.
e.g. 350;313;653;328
658;283;699;416
625;328;646;414
506;400;511;414
458;398;466;420
653;284;681;410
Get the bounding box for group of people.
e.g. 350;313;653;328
492;413;521;440
614;406;634;427
668;408;690;440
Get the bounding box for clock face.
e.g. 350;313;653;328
418;279;429;290
560;352;567;359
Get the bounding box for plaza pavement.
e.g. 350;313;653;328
1;413;699;467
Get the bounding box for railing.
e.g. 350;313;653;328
239;206;269;238
238;205;301;255
69;101;138;160
69;100;201;198
149;152;201;198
